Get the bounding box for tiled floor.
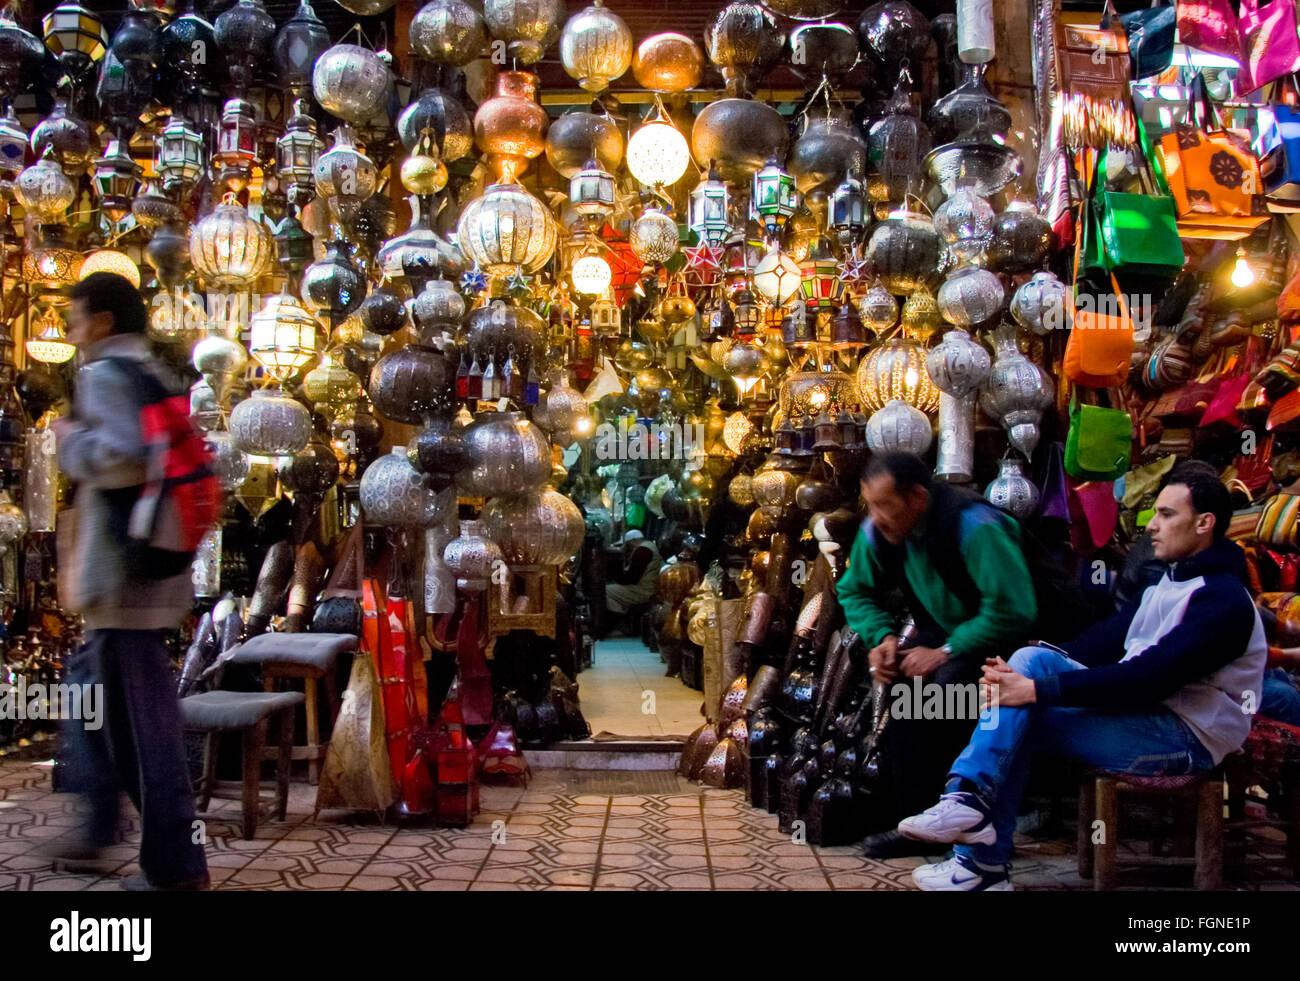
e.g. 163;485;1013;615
1;760;1295;891
577;638;704;739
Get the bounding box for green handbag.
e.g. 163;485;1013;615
1064;398;1134;481
1082;140;1185;279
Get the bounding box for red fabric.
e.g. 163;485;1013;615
455;595;494;726
1068;479;1119;552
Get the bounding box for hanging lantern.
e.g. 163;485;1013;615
276;98;324;205
29;100;90;178
979;324;1052;457
155;114;205;195
933;186;994;265
856;336;940;413
230;388;312;456
0;105;26;182
273;213;315;281
936;265;1005;328
456;182;558;278
274;0;331;96
368;344;454;425
829;173;868;249
443;518;504;592
560;1;633;93
313;124;378;231
215;96;259;192
80;249;139;287
301;240;367;323
15;148;76;225
25;308;76;364
474;69;549;183
855;282;899;333
798;236;842;310
249;291;319;382
0;9;44;107
571;251;613;295
190;193;273;289
483;0;565;64
411;0;487;67
400;128;449;197
985;457;1039;519
361;447;449;527
866;399;933;454
214;0;277;95
867;207;941;294
22;233;83;292
752;156;798;240
133;181;182;229
732;288;762;337
689;164;731;247
457;410;553;498
1010;270;1069;336
633;31;704;92
43;3;108;89
630;206;678;264
590;291;621;335
570;157;616;224
312;42;393;126
752;248;801;305
927;327;990;482
92;136;141;221
626;105;690;189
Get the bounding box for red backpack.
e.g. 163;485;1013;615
104;357;222;579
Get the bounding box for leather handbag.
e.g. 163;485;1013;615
1176;0;1243;62
1121;1;1177;79
1263;95;1300;205
1083;146;1185;279
1054;1;1137;147
1236;0;1300;96
1065;393;1134;481
1256;488;1300;547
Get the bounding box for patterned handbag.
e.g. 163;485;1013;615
1256;488;1300;548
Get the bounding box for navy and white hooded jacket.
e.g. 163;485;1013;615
1034;538;1267;764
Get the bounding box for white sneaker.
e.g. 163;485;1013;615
897;791;997;846
912;855;1013;892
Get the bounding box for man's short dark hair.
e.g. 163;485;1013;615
67;272;147;335
862;452;933;495
1161;461;1231;540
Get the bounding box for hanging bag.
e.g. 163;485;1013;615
1054;0;1137;148
1121;0;1178;79
1176;0;1243;62
1236;0;1300;96
1064;390;1135;481
1083;143;1185;280
1262;78;1300;205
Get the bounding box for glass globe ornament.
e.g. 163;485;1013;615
629;205;679;264
626;106;690;189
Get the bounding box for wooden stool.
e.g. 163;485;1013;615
1078;769;1224;890
181;690;305;840
1224;717;1300;881
226;633;358;784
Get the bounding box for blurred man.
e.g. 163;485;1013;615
605;530;663;639
40;273;209;891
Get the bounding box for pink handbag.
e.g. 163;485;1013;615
1177;0;1243;61
1069;479;1121;553
1237;0;1300;95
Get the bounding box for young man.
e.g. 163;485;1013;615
836;452;1037;857
41;272;210;891
897;463;1267;890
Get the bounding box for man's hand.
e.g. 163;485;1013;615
868;634;900;684
900;646;949;678
981;656;1037;707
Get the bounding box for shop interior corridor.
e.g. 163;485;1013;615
577;637;703;739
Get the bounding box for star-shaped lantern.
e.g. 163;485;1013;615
505;270;533;300
461;266;489;296
683;243;726;287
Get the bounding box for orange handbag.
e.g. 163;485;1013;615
1067;164;1136;388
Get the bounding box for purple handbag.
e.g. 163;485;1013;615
1237;0;1300;96
1041;442;1072;523
1177;0;1243;61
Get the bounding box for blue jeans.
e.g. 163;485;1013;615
59;629;208;885
948;646;1214;867
1262;668;1300;726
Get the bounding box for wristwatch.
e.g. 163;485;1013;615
939;643;954;659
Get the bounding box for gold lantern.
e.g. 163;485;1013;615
855;337;940;413
25;307;75;363
190;193;273;289
79;249;139;287
249;291;319;382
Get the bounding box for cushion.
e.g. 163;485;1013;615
225;632;358;672
181;690;306;731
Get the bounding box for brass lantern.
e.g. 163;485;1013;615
249;290;319;383
15;147;76;224
155;115;205;195
276;98;324;205
25;307;76;363
855;337;940;413
190;192;273;289
456;182;558;278
92;136;141;222
215;96;260;192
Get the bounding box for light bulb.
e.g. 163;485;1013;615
1231;251;1255;288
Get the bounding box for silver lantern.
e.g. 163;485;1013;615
483;0;565;64
865;398;933;455
985;457;1039;519
412;0;487;66
192;525;222;599
424;521;458;613
205;430;252;491
458;410;553;498
456;182;558;277
481;488;585;566
1010;270;1069;336
443;519;505;592
927;328;990;482
360;446;448;527
630;206;679;264
936;264;1005;328
979;325;1053;458
23;428;57;532
230;388;313;456
560;1;633;92
313;124;378;230
312;43;393;125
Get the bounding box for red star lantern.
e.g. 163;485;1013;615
600;228;643;304
840;254;873;294
684;243;726;287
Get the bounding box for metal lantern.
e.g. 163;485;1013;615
159;2;218;97
630;206;678;264
190;193;273;289
43;3;108;87
733;287;762;336
689;165;731;247
301;240;367;324
829;174;868;248
933;187;994;264
361;447;448;527
474;69;549;183
936;265;1005;328
204;430;251;492
456;182;558;278
570;158;616;224
80;249;139;286
799;236;842;311
412;0;487;67
985;201;1054;274
985;456;1039;520
312;43;393;126
633;32;704;93
412;278;467;334
483;0;565;64
313;124;378;230
751;466;800;519
133;180;181;228
866;208;940;294
706;1;785;99
249;291;318;382
546;109;624;178
274;214;315;280
691;97;790;187
0;9;44;107
92;137;141;222
443;519;504;592
1010;270;1069;336
274;0;331;96
302;347;362;409
927;327;990;482
457;410;553;497
156;115;205;195
368;343;454;424
571;251;612;295
626;106;690;189
15;149;76;224
752;156;798;240
276;99;323;205
215;96;259;191
855;283;899;333
214;0;276;95
979;324;1052;458
752;248;801;305
398;87;474;162
481;488;585;565
856;337;940;413
230;388;313;456
560;1;633;93
866;398;933;454
24;308;76;364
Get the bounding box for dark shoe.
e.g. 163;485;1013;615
121;872;211;892
862;829;950;860
35;840;116;874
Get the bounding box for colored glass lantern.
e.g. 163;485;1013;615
798;236;843;310
215;96;259;191
156;115;205;194
829;173;868;248
92;136;141;221
752;247;801;306
752;156;798;240
43;3;108;85
689;165;730;246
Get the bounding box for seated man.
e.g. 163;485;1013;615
605;530;662;637
896;463;1267;891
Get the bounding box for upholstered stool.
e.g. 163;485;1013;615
1225;717;1300;880
1077;769;1224;890
181;690;305;840
225;633;358;784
